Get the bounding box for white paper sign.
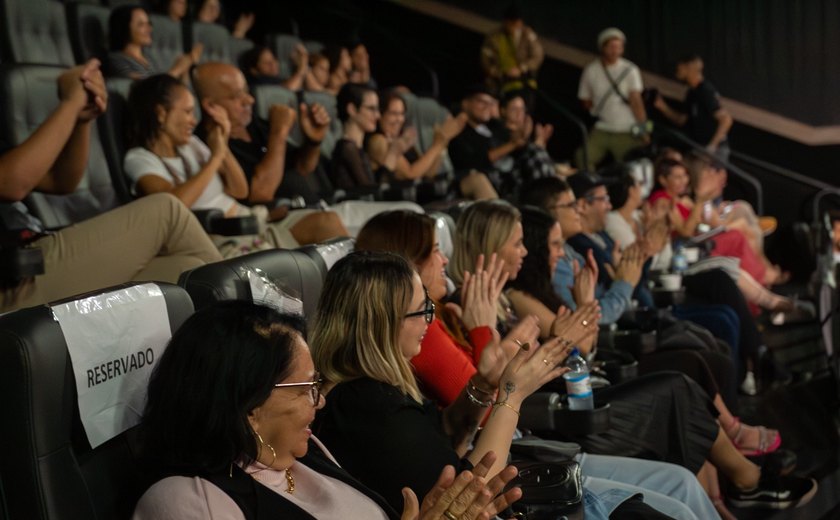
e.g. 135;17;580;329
52;283;172;448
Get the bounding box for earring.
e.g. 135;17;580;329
255;431;277;468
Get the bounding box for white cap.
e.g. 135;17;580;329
597;27;626;48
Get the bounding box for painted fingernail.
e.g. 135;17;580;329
520;342;530;351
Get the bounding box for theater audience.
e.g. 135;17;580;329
194;0;254;39
123;74;346;256
330;83;380;191
355;210;722;519
0;60;221;313
239;45;310;92
133;300;521;519
324;46;353;96
366;90;466;182
107;5;202;82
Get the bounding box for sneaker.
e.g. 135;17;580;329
727;474;817;509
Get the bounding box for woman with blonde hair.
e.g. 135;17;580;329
311;251;575;513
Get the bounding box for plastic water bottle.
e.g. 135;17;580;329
563;348;594;410
671;244;688;274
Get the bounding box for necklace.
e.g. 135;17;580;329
284;467;295;494
249;466;295;494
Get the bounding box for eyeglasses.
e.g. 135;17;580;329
274;371;323;405
551;201;578;211
405;289;435;324
586;195;610;203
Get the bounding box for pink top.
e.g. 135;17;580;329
132;436;390;520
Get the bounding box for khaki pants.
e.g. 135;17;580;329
576;128;646;171
1;193;222;313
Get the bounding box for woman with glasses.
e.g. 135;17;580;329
355;210;721;519
133;300;522;519
311;251;582;514
329;83;381;191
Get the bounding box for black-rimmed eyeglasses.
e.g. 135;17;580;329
274;371;323;405
405;290;435;324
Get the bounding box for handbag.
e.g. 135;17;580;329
504;460;584;520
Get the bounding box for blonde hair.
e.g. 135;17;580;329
450;200;521;286
310;251;423;402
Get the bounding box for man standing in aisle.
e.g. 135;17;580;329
654;54;733;162
577;28;649;171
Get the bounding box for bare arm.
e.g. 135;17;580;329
135;149;224;209
294;102;330;176
218;147;249;200
708;108;733;150
628;90;648;124
0;60;106;201
653;95;687;126
248;105;296;203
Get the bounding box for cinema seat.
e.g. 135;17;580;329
0;282;194;520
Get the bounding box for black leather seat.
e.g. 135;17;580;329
179;238;355;325
0;282;194;520
178;248;325;325
0;64;122;228
190;21;231;64
66;2;110;64
0;0;74;66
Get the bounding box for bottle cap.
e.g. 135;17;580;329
570;347;580;356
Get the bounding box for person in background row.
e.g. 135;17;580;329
348;41;378;90
0;60;222;313
367;90;466;182
480;4;544;100
107;4;202;82
239;45;310;92
577;27;649;171
194;0;254;39
133;301;522;519
654;55;733;162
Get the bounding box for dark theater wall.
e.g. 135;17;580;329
445;0;840;127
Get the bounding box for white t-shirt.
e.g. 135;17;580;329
578;58;643;133
124;136;243;215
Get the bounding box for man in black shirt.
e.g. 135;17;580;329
193;62;350;245
654;55;733;162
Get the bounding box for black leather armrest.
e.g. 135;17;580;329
206;215;260;236
0;246;44;281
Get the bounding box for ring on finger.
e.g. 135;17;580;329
443;510;458;520
542;359;551;366
581;320;589;327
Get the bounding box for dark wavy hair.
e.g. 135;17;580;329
109;5;145;52
509;206;567;310
139;301;305;475
238;45;272;77
126;74;187;149
355;210;435;266
337;82;375;122
520;176;572;213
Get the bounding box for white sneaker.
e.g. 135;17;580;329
741;371;758;396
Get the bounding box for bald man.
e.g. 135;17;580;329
192;62;349;245
192;62;424;236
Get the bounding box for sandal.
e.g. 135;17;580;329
726;417;782;456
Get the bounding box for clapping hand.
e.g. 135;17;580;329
401;451;522;520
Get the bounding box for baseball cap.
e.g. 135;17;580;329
597;27;626;48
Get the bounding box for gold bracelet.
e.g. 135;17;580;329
493;401;520;417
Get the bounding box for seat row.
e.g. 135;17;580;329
0;236;354;519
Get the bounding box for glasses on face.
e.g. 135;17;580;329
405;289;435;324
274;371;323;405
586;195;610;203
551;200;578;211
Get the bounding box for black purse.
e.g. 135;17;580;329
504;460;584;520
